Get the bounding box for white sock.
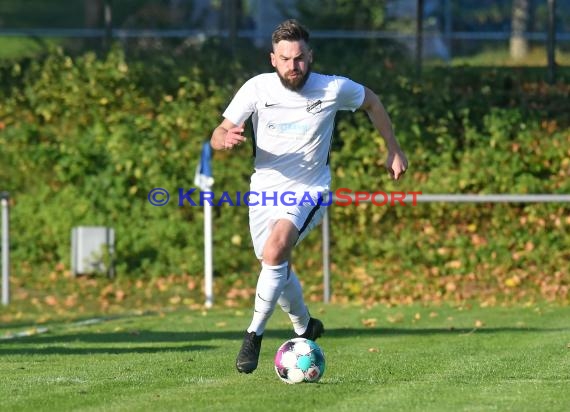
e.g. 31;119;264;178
278;268;310;335
247;261;289;335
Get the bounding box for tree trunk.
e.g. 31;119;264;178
510;0;529;60
84;0;103;28
84;0;104;50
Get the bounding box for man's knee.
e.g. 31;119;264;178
262;221;298;265
262;241;290;265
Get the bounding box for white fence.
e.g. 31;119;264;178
2;192;570;307
1;192;9;306
320;193;570;303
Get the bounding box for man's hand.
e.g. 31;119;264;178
223;124;246;150
211;120;246;151
386;149;408;180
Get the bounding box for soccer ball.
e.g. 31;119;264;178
274;338;325;384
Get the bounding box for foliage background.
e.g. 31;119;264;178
0;1;569;318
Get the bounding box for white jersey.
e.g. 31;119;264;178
223;72;365;193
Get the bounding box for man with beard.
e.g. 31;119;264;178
210;19;408;374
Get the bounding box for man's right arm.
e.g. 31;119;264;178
210;118;246;151
359;87;408;180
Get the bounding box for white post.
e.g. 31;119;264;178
204;201;213;308
322;208;330;304
194;141;215;308
1;192;9;306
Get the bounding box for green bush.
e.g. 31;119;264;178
0;44;568;305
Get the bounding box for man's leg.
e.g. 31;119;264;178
278;267;325;340
247;260;289;334
278;267;310;335
276;198;327;340
236;220;298;374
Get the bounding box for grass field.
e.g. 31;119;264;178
1;303;568;412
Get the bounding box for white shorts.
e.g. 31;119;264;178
249;191;329;259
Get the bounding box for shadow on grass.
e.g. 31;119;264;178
0;344;214;356
0;312;162;331
1;325;566;356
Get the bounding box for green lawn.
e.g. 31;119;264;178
447;46;570;67
1;303;568;412
0;37;53;60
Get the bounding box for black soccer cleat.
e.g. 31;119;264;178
236;331;263;374
296;317;325;341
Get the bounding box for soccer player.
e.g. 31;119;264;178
210;19;408;374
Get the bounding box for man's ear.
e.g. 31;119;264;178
270;52;277;68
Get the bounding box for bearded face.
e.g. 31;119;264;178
271;40;313;92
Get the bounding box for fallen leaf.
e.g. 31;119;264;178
115;290;126;302
505;276;521;288
387;313;404;324
362;318;377;327
44;296;58;306
446;260;462;269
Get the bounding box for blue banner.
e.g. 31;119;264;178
194;141;214;190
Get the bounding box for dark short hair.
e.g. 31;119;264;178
271;19;310;45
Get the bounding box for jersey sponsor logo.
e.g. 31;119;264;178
265;102;279;107
306;99;322;114
266;122;311;140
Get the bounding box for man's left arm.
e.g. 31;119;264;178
360;87;408;180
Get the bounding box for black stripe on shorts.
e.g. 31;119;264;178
298;197;323;236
